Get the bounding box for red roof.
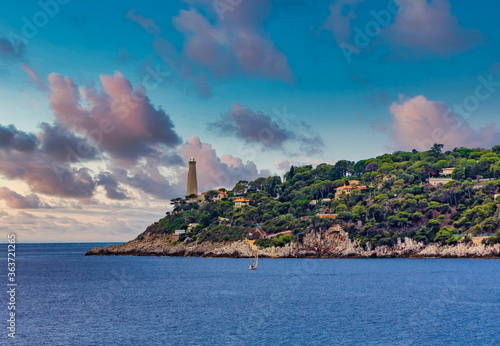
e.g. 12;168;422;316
202;190;226;195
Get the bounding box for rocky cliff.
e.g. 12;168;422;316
85;225;500;258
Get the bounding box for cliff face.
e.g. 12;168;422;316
85;225;500;258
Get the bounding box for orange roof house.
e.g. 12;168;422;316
234;198;250;209
335;184;367;199
317;213;338;219
201;190;227;202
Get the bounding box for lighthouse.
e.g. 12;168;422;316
187;157;198;197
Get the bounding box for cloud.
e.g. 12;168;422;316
97;173;128;200
383;0;481;57
38;122;99;162
173;4;292;81
389;95;500;151
180;136;270;192
276;160;292;171
0;124;97;199
0;187;49;209
48;72;182;163
208;103;324;155
0;124;37;152
0;151;96;198
112;165;180;200
0;37;24;60
127;2;293;97
324;0;365;44
125;9;161;35
0;71;188;202
208;103;292;149
21;63;46;91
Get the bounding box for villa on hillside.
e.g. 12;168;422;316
234;198;250;209
441;167;455;176
200;190;228;202
428;177;453;187
335;184;367;199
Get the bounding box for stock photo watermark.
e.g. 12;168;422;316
339;0;402;63
6;0;71;54
414;72;500;151
6;234;17;339
213;0;244;20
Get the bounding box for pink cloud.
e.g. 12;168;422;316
48;72;181;163
383;0;481;56
21;63;46;91
173;3;292;82
389;95;500;151
127;2;293;97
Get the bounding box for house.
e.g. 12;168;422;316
234;198;250;209
441;167;455;176
201;190;228;202
187;223;199;232
335;184;367;199
317;213;337;219
348;180;360;186
335;185;353;199
428;178;453;187
174;230;186;235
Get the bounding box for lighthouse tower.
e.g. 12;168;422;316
187;157;198;197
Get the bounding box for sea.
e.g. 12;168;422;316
1;243;500;345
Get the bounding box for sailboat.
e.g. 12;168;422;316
248;251;258;270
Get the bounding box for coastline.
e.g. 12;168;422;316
86;226;500;259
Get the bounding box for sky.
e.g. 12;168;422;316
0;0;499;242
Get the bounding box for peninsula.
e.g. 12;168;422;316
87;145;500;258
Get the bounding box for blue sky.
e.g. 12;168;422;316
0;0;499;241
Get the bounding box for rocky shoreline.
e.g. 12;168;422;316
85;226;500;259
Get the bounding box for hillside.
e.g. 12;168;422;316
87;144;500;257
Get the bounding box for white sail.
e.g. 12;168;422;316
249;251;258;270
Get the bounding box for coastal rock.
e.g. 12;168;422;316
85;227;500;258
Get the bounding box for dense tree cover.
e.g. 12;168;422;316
144;145;500;248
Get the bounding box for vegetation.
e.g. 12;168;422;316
141;145;500;248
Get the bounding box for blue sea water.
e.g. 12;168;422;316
1;243;500;345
